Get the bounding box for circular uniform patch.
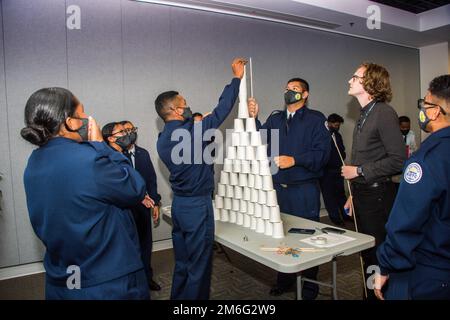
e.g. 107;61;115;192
404;162;422;184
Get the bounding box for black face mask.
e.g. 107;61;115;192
284;90;303;105
65;117;89;141
129;132;137;145
115;134;132;149
329;127;339;133
182;106;193;120
400;129;410;136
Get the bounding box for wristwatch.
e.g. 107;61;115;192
357;166;364;177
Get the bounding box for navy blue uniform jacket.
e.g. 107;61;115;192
23;137;147;287
377;126;450;274
134;145;161;203
256;107;331;184
157;78;240;196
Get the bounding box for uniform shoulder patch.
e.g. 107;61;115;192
404;162;422;184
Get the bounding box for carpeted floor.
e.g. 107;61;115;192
0;217;365;300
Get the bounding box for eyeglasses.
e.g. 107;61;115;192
351;75;364;81
125;127;138;134
111;129;127;136
417;99;447;115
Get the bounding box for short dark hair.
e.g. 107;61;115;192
287;78;309;92
20;87;80;146
328;113;344;123
102;122;117;141
192;112;203;119
428;74;450;103
398;116;410;124
155;91;178;121
119;120;134;127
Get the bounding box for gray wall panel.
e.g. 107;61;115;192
2;0;68;264
121;1;173;241
0;1;20;268
66;0;124;125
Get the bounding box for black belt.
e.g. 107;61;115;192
275;180;319;189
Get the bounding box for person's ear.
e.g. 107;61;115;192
107;135;115;144
65;117;77;131
302;91;309;100
429;107;441;121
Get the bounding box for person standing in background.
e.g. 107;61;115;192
120;120;162;291
399;116;418;158
319;113;348;226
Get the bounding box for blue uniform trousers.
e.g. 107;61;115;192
171;194;215;300
45;269;149;300
131;207;154;287
274;181;321;299
319;168;347;222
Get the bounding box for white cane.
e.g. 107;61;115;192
331;133;368;299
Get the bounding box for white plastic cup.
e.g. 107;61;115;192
226;185;234;198
221;209;229;222
262;175;274;191
256;145;268;160
220;171;229;185
266;190;277;206
246;117;257;132
238;173;248;187
239;132;250;146
243;214;251;228
224;197;232;210
233;159;241;173
217;184;226;197
229;210;237;224
251;188;259;203
251;160;260;175
247;174;255;188
270;205;281;222
237;146;246;160
272;221;285;239
247;201;255;215
234;119;244;132
243;186;251;201
239;199;247;213
234;185;242;199
227;146;236;160
262;205;270;220
256;218;265;233
254;203;262;218
241;160;251;174
245;146;255;161
254;175;263;189
258;189;267;204
214;206;221;221
251;131;262;146
231;132;240;146
232;198;240;211
215;195;224;208
259;159;271;176
236;212;244;225
250;216;257;230
229;172;239;185
224;159;233;172
264;220;273;236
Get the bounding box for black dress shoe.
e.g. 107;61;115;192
149;279;161;291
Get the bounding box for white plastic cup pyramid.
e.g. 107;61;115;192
213;64;284;239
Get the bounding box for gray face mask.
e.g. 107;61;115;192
181;106;193;120
65;117;89;141
115;134;132;149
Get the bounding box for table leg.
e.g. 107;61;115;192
296;274;303;300
332;258;338;300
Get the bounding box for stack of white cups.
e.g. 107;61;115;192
212;64;284;239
